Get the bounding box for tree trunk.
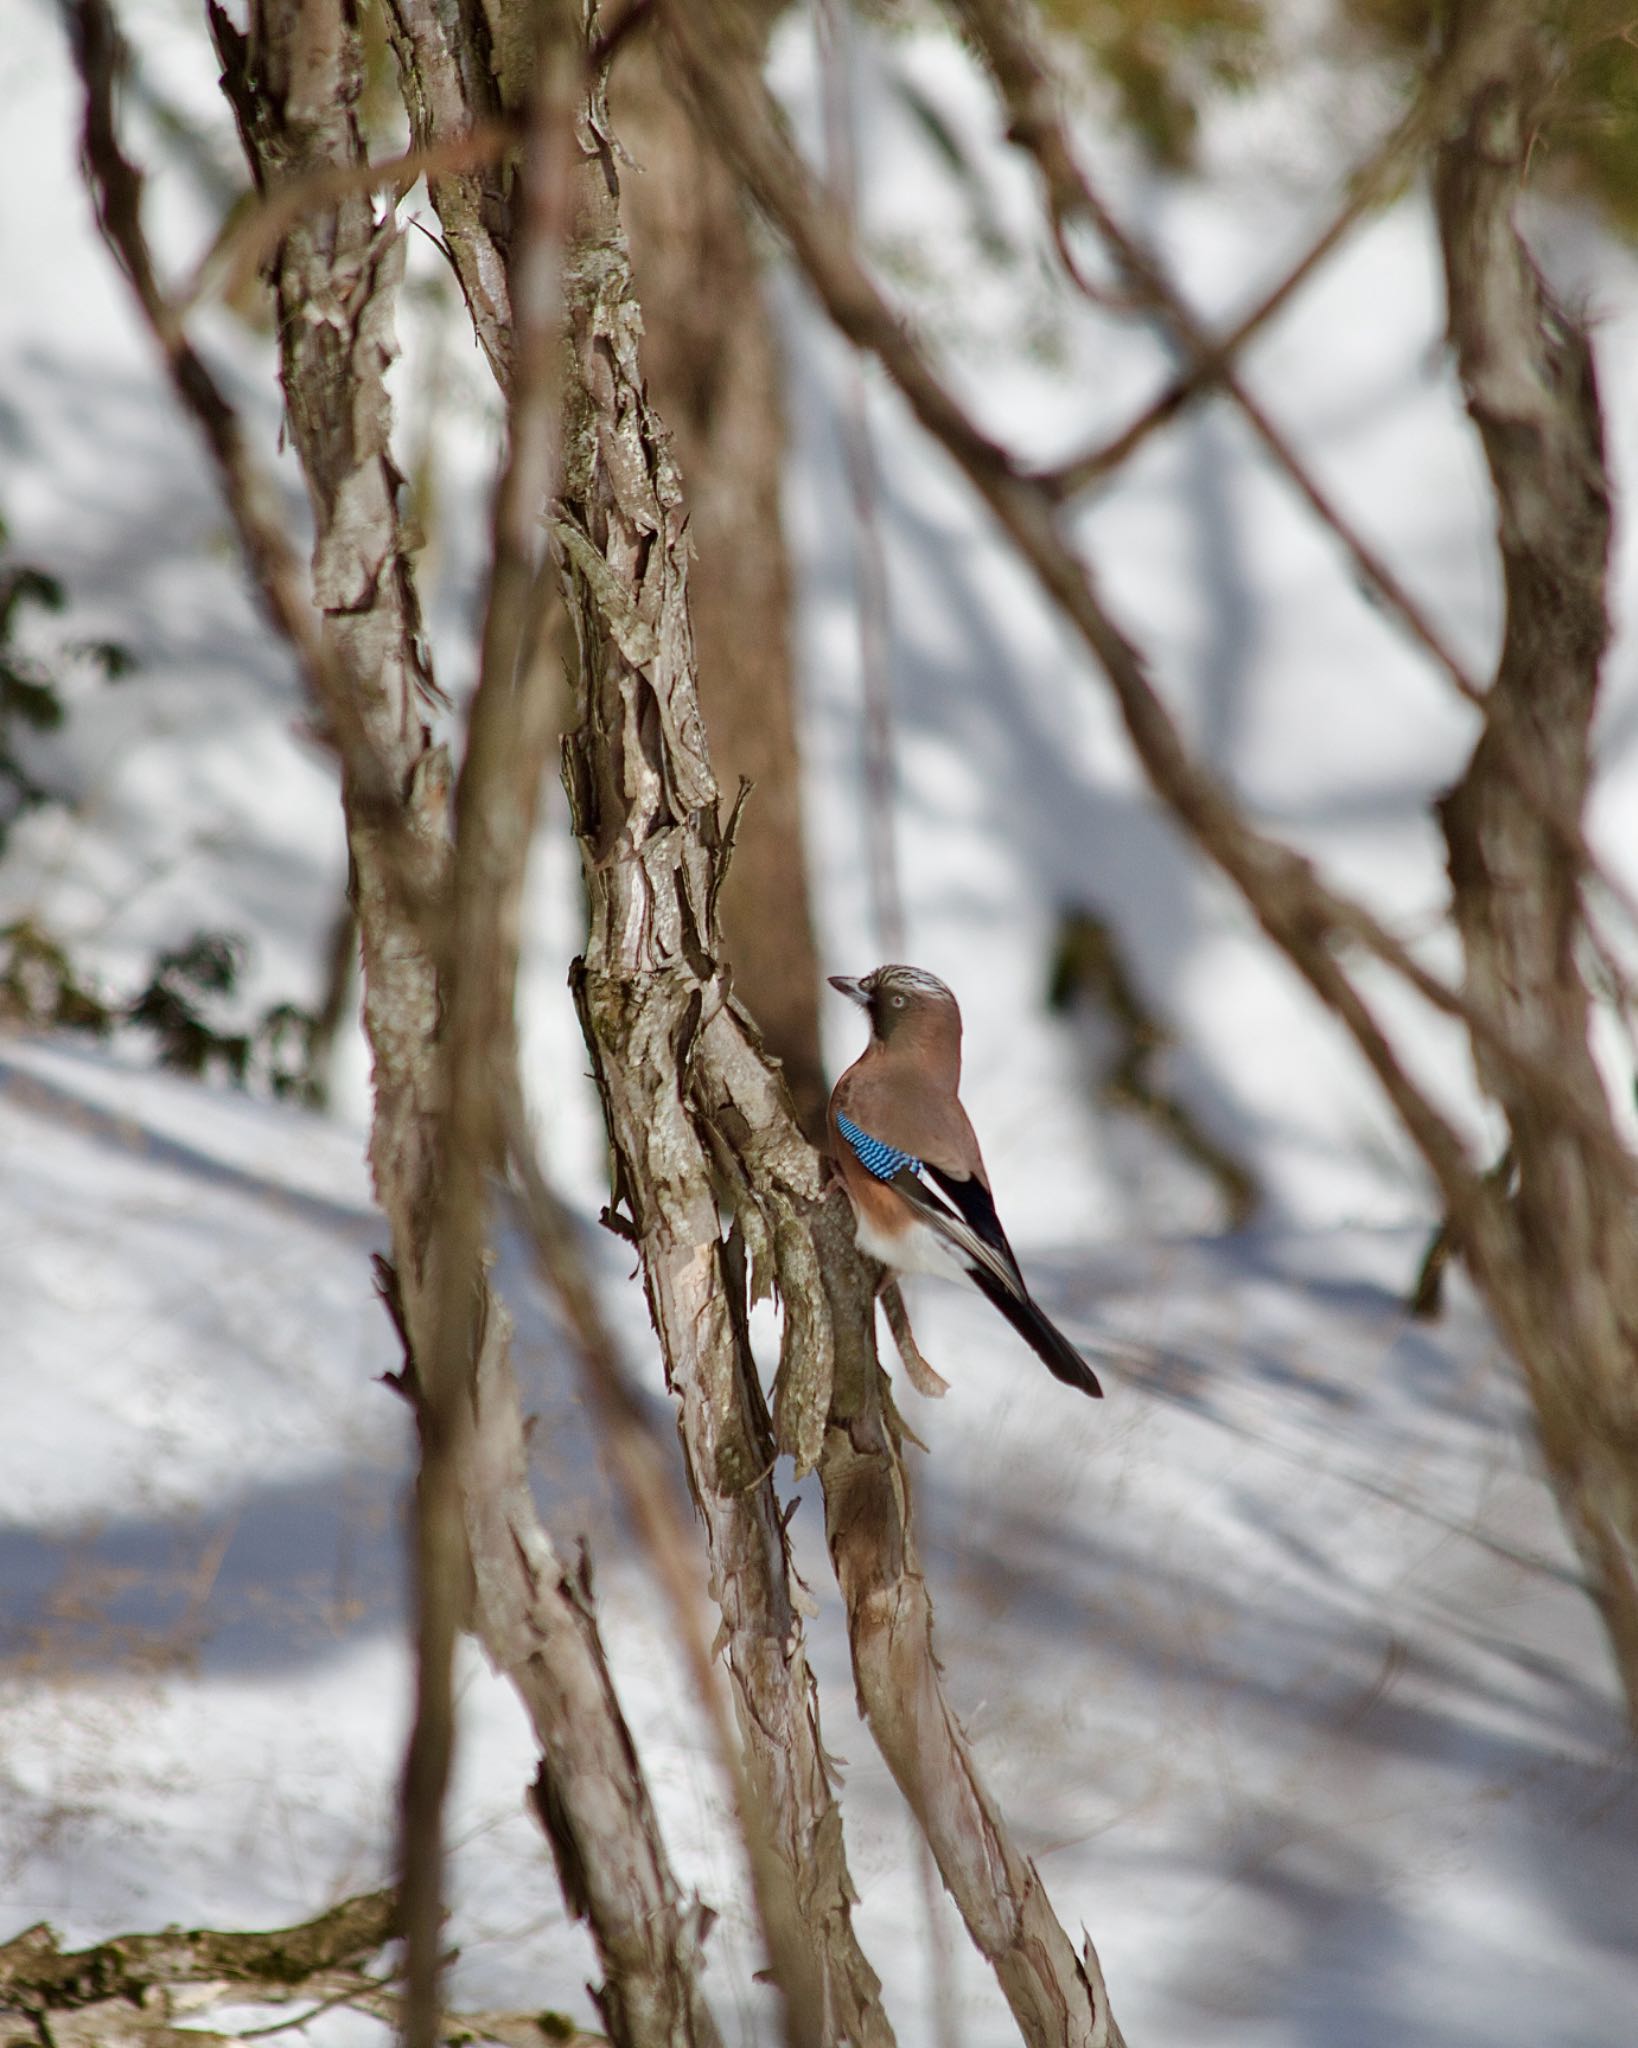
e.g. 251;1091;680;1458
609;23;828;1137
554;80;893;2045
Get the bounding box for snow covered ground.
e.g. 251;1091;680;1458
4;1;1638;2043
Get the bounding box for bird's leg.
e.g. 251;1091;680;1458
880;1277;949;1399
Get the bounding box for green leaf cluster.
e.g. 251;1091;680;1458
1;515;135;854
1;918;326;1101
1040;0;1267;164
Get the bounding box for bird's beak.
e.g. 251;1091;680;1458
828;975;871;1009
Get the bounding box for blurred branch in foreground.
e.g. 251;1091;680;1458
1432;0;1638;1719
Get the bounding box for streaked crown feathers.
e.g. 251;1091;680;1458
861;964;956;1006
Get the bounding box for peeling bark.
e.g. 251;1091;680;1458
556;74;891;2046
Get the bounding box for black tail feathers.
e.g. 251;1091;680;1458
966;1265;1103;1399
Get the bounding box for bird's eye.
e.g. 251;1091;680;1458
890;993;906;1009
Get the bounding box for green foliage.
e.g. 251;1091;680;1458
1039;0;1267;165
1;917;327;1101
0;514;136;853
972;0;1638;225
126;931;254;1083
0;515;325;1102
0;920;117;1037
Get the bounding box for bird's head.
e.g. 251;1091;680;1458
828;964;961;1052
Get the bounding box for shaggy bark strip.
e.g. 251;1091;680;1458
1432;1;1638;1720
555;65;891;2048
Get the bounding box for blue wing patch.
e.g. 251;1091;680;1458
836;1110;921;1183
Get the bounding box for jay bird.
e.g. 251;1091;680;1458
827;965;1102;1399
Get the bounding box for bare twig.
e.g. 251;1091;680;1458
1041;40;1470;495
179;122;518;312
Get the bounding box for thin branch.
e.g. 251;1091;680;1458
232;1975;395;2039
950;0;1483;701
969;0;1638;973
179;122;519;312
1041;42;1470;495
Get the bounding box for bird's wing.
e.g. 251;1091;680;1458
893;1165;1101;1396
834;1112;1102;1398
914;1161;1025;1284
836;1109;1026;1296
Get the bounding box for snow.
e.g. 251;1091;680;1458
4;0;1638;2044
